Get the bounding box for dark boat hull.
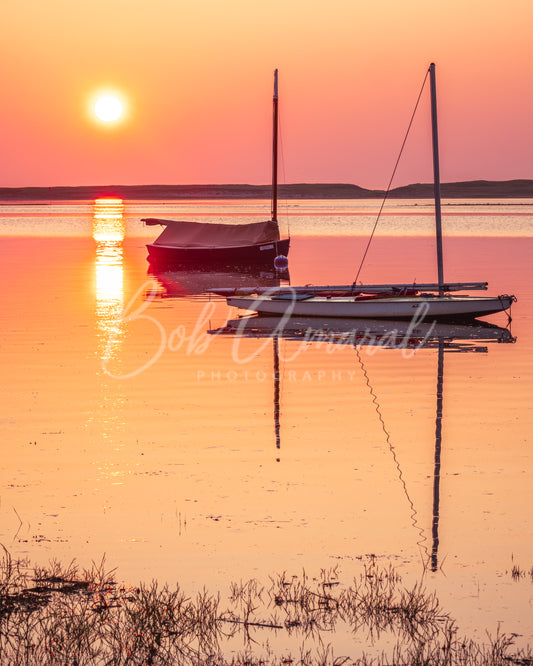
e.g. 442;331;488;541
146;237;290;269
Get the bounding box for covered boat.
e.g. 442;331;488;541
144;69;290;269
144;218;289;267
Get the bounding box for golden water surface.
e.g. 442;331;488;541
0;199;531;653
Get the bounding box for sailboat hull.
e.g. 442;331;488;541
227;293;515;320
147;237;290;269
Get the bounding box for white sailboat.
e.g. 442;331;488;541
220;64;516;321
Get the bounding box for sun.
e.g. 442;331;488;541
94;95;123;122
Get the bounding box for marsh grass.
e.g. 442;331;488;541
510;563;533;582
1;545;531;665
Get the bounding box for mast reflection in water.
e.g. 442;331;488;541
210;314;516;570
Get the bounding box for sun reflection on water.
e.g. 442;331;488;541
92;198;125;362
91;199;127;440
93;197;126;243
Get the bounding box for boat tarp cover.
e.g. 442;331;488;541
144;218;280;248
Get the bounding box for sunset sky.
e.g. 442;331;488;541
2;0;532;188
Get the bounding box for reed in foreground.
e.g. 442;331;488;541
0;546;531;665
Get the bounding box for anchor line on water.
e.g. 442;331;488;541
354;347;429;560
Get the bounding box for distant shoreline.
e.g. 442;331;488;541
1;180;533;201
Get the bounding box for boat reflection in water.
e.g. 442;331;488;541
148;264;289;299
92;198;126;364
210;313;516;570
211;314;515;349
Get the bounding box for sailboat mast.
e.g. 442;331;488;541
271;69;279;223
429;63;444;295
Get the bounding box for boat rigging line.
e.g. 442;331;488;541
352;68;431;290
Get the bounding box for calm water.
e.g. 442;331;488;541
1;199;532;656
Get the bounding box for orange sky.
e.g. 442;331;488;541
2;0;532;188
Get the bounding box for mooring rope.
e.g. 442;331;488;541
354;347;430;560
352;68;431;289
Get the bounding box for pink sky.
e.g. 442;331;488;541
2;0;532;188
